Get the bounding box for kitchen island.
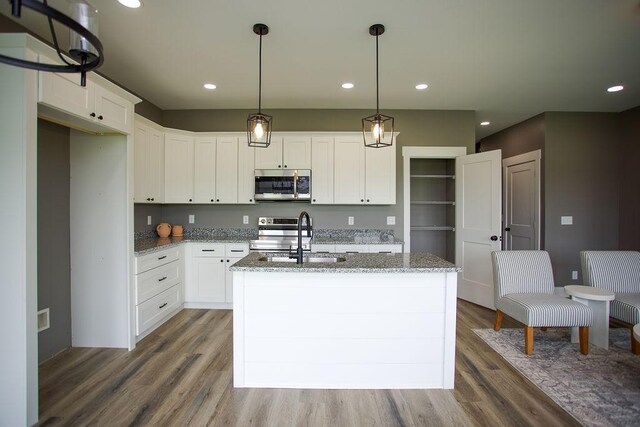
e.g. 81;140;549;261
230;252;461;389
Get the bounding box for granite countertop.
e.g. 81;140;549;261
230;252;460;273
134;236;251;256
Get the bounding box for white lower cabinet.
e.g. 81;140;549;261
312;243;403;253
134;247;184;339
185;242;249;308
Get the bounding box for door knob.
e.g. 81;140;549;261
490;235;498;241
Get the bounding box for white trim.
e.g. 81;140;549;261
402;146;467;253
502;149;541;250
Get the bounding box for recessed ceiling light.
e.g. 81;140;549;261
480;121;490;126
607;85;624;92
203;83;217;90
415;83;428;90
118;0;142;8
341;82;354;89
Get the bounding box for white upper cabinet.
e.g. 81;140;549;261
193;136;217;203
254;135;311;169
334;136;396;205
164;132;194;203
134;118;164;203
310;137;334;204
237;139;256;204
38;53;134;134
365;145;396;204
334;136;366;204
215;137;239;203
283;135;312;169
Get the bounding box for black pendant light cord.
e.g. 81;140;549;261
258;32;262;114
375;29;380;115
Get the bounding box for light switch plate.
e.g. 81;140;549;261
147;215;152;226
571;270;578;280
243;215;249;225
387;216;396;225
561;216;573;225
188;214;195;224
348;216;354;225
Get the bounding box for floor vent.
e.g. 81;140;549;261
38;308;50;332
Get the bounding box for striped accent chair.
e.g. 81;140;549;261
580;251;640;354
492;250;593;355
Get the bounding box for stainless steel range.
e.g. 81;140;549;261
250;216;312;252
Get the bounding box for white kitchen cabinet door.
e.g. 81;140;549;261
215;137;239;203
254;136;283;169
164;133;194;203
192;257;227;303
237;140;256;204
283;136;311;169
134;121;164;203
193;137;217;203
334;136;365;204
93;82;133;134
38;66;94;120
311;137;334;204
365;145;396;204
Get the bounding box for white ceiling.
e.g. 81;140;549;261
2;0;640;139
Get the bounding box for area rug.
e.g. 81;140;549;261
473;328;640;427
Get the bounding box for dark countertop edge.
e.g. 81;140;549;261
311;239;404;245
134;237;250;256
230;266;461;273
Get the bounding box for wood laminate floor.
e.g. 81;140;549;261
38;300;580;426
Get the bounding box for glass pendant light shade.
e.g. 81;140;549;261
247;112;273;148
362;24;394;149
68;0;100;62
248;23;272;148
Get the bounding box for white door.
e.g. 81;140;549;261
455;150;502;309
254;136;283;169
164;134;194;203
133;123;149;202
334;137;365;204
503;150;541;250
237;140;256;204
283;136;311;169
310;137;334;204
365;145;396;204
193;137;216;203
215;137;239;203
147;128;164;203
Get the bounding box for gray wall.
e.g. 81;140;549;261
37;120;71;363
142;109;475;235
619;106;640;250
545;112;621;284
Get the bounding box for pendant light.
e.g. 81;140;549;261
362;24;394;148
247;23;273;148
0;0;104;87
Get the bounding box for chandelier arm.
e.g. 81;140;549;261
44;0;73;67
0;0;104;75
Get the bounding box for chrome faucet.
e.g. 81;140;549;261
290;211;311;264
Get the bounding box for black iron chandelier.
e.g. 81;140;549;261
247;23;272;148
362;24;394;148
0;0;104;87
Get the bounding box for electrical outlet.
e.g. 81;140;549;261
243;215;249;225
348;216;354;225
387;216;396;225
188;214;195;224
571;270;578;280
147;215;152;226
561;216;573;225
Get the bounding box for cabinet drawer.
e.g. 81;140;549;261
367;244;402;254
226;243;249;258
311;244;336;253
334;244;366;254
136;284;182;336
136;247;181;274
192;243;226;257
135;260;182;304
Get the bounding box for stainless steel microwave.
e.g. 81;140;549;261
254;169;311;201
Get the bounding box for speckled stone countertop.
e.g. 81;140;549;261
134;236;250;256
230;252;460;273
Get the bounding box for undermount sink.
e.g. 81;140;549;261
258;256;346;263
